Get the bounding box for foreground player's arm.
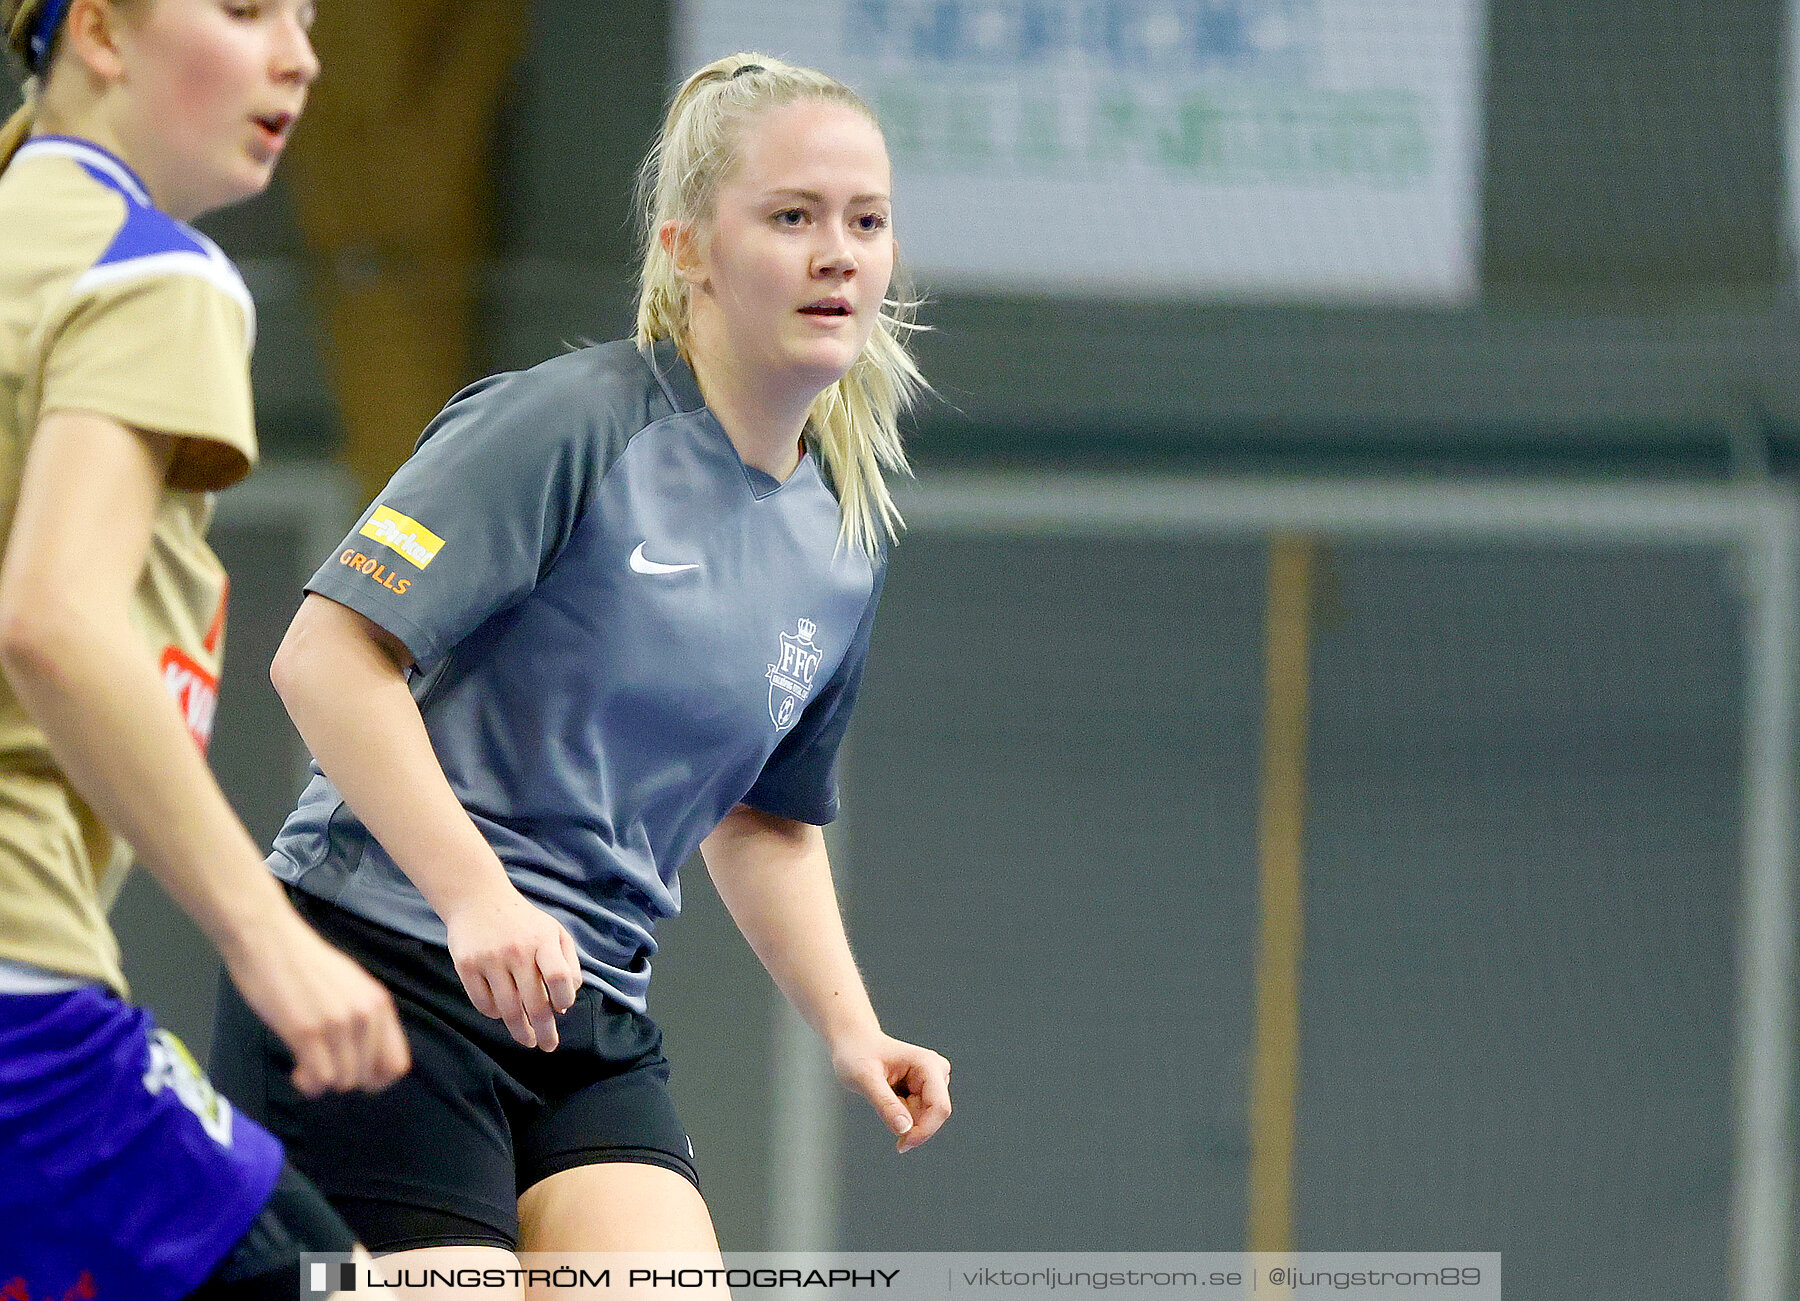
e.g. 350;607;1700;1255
0;409;408;1095
701;805;951;1151
271;592;581;1051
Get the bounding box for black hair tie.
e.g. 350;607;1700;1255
731;63;766;79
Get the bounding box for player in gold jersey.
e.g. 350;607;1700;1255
0;2;407;1297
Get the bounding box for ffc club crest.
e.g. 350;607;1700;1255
767;618;824;730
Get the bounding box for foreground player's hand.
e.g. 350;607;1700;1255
832;1033;953;1152
443;885;582;1051
226;911;410;1097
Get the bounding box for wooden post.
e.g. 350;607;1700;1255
1248;533;1316;1260
285;0;526;502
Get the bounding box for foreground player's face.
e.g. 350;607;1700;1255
692;99;894;396
108;0;319;220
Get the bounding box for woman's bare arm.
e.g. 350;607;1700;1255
272;593;581;1050
702;805;951;1151
0;408;408;1094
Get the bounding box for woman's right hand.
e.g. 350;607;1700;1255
442;884;583;1050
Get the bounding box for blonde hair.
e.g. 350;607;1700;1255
0;0;49;170
635;52;925;555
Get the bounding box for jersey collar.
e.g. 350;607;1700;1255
646;339;706;414
643;339;819;500
17;134;153;207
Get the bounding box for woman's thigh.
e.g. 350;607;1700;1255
519;1160;725;1301
518;1161;722;1254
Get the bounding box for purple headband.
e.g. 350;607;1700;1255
27;0;75;74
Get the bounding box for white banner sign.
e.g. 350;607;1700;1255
677;0;1486;301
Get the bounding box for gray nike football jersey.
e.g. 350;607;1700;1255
268;341;885;1008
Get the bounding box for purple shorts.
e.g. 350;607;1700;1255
0;986;284;1301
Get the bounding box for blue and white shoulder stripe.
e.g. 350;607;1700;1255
22;136;256;351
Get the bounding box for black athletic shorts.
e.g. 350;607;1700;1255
209;889;699;1253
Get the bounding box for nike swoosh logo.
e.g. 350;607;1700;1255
630;542;700;576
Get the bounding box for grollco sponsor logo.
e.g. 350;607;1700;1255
359;506;444;570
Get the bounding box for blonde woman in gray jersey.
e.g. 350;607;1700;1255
210;53;953;1279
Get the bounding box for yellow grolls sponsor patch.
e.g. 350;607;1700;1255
359;506;444;570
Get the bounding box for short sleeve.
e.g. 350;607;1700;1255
41;275;256;490
305;367;611;670
744;562;887;825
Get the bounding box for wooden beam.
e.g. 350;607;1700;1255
285;0;526;501
1248;533;1316;1259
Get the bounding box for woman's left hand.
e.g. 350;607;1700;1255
831;1034;953;1153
